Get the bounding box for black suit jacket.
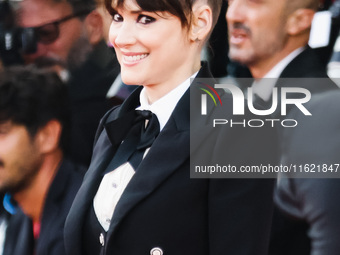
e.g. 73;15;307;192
261;47;338;119
279;47;329;78
3;159;85;255
65;63;279;255
278;47;337;102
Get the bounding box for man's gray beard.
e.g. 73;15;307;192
32;36;93;72
33;56;67;69
66;35;93;71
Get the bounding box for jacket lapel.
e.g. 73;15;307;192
107;89;190;236
65;87;143;254
64;128;117;255
107;63;213;236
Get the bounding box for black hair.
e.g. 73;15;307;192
105;0;223;28
0;65;70;153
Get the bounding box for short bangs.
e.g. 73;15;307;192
105;0;194;27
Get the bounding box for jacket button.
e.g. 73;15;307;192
99;233;105;246
150;247;163;255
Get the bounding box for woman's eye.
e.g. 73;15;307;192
137;15;155;24
112;13;123;22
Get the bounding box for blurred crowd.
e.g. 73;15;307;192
0;0;340;254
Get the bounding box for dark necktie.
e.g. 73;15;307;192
129;110;160;169
104;110;160;174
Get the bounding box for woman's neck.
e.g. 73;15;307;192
144;60;201;104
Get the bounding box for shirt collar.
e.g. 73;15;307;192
137;72;198;131
264;47;305;79
252;47;305;101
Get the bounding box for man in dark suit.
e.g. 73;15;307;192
227;0;339;254
15;0;128;167
226;0;337;129
226;0;337;80
0;66;85;255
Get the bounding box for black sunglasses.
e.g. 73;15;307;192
28;10;93;45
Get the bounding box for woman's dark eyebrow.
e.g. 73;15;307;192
129;9;143;14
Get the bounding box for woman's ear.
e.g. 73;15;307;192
190;4;212;43
84;10;104;45
286;9;315;36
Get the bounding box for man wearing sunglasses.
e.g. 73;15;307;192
16;0;123;167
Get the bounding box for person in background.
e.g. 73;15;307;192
275;89;340;255
227;0;337;120
15;0;127;167
0;59;7;255
0;194;9;255
327;0;340;83
95;0;112;44
227;0;339;254
0;65;86;255
227;0;338;81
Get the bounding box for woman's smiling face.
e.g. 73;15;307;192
108;0;194;96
